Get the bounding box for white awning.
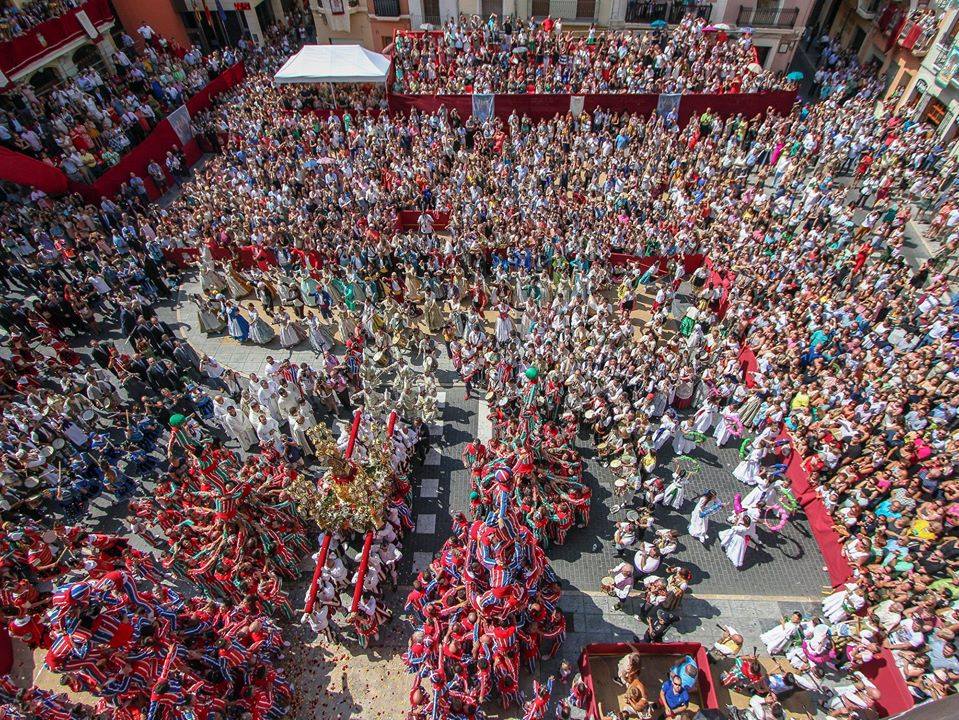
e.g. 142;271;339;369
273;45;391;85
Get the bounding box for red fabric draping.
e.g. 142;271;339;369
388;91;794;124
0;625;11;675
738;345;758;389
0;0;113;79
0;146;68;193
578;642;718;720
53;63;245;201
861;649;915;717
395;209;450;232
609;252;705;275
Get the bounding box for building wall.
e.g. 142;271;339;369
312;2;374;44
369;0;411;49
111;0;193;48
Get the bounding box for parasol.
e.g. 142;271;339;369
713;22;731;30
747;62;763;73
650;19;667;29
786;71;805;81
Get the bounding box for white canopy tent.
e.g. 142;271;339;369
273;45;391;85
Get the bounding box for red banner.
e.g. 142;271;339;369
0;147;68;195
388;90;795;125
0;0;114;79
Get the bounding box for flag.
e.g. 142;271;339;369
201;0;213;27
215;0;228;27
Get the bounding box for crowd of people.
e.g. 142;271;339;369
391;14;794;95
0;6;955;718
0;0;82;40
0;25;237;183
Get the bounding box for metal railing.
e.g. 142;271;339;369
667;2;711;23
372;0;400;16
736;5;800;28
624;1;710;23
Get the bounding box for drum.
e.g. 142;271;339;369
614;478;628;494
600;576;615;595
39;446;54;459
625;509;640;522
81;409;96;423
485;391;495;401
52;438;65;450
584;410;596;420
610;458;622;469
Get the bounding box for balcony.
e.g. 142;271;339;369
897;17;939;57
372;0;401;16
856;0;882;19
736;5;800;28
623;1;709;24
0;0;114;81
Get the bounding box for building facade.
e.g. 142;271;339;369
0;0;119;91
814;0;959;139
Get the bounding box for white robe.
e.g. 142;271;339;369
760;619;800;655
742;480;777;509
662;476;686;510
221;411;258;449
713;413;739;446
822;584;865;624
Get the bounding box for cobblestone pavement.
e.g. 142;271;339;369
150;274;833;720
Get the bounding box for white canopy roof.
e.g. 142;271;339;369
273;45;391;85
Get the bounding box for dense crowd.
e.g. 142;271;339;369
0;0;82;40
0;10;956;720
391;14;793;95
0;26;235;183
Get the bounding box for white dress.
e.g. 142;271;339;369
713;412;740;446
732;446;764;486
760;619;800;655
742;480;777;509
494;307;513;343
718;518;754;568
693;403;716;433
672;423;695;455
688;496;715;543
279;318;305;348
662;474;686;510
822;584;865;624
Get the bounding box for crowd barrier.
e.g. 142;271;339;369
0;0;113;80
387;89;795;125
736;345;914;716
0;63;246;201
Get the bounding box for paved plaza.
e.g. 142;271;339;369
136;272;832;719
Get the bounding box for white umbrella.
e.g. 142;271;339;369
714;22;731;30
747;62;763;73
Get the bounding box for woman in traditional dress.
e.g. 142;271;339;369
760;612;803;655
718;512;756;568
713;410;743;446
277;310;306;349
193;294;224;334
494;302;513;345
822;581;867;624
226;302;250;342
200;263;228;295
225;263;253;298
692;399;717;434
247;304;275;345
688;490;721;544
422;293;444;332
732;441;764;486
306;311;334;354
662;462;688;510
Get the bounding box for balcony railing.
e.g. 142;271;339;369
0;0;114;80
372;0;401;16
667;2;712;23
625;1;668;22
624;1;709;23
897;18;939;57
856;0;882;18
736;5;800;28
